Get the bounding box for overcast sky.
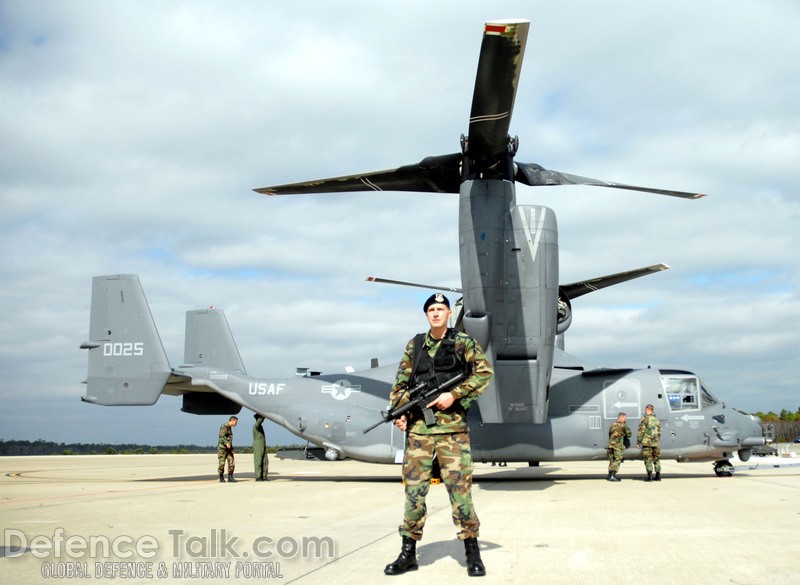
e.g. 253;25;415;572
1;1;798;447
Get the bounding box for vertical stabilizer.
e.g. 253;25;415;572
183;309;247;374
81;274;171;405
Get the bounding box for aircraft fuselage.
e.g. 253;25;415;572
171;354;763;467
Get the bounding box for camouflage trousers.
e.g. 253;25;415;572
399;432;479;541
217;448;235;475
641;445;661;473
607;445;625;472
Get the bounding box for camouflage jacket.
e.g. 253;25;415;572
637;414;661;447
218;423;233;451
607;420;631;449
389;329;493;435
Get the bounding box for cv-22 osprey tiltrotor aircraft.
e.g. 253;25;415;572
81;19;767;477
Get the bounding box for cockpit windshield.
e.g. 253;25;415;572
699;380;719;407
660;372;719;412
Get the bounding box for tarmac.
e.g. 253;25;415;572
1;447;799;585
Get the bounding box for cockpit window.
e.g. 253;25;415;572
700;381;719;407
661;375;700;412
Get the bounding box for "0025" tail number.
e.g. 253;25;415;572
103;342;144;357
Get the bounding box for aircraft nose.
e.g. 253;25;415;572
740;417;767;447
714;415;766;449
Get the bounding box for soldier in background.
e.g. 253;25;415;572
217;416;238;483
607;412;631;482
253;414;269;481
637;404;662;481
383;293;494;578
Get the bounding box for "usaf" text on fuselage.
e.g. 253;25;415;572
248;383;286;396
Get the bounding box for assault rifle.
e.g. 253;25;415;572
362;372;466;434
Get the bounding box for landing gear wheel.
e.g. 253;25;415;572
714;460;734;477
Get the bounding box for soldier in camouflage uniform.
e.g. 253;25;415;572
384;294;493;578
606;412;631;482
637;404;661;481
217;416;238;483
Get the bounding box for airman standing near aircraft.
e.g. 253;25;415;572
637;404;662;481
253;414;269;481
218;416;238;483
607;412;631;482
384;293;494;578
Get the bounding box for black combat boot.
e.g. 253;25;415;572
464;537;486;577
227;473;237;483
654;471;661;481
607;471;620;482
384;536;417;575
219;473;225;483
645;470;653;482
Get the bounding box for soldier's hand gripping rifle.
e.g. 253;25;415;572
362;372;466;434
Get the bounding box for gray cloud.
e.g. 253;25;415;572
1;1;798;446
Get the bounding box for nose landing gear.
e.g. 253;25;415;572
714;459;735;477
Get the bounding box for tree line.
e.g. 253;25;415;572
0;439;215;456
750;408;800;443
0;439;295;457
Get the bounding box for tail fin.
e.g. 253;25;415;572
183;309;247;373
81;274;171;405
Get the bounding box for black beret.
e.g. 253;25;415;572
423;293;450;313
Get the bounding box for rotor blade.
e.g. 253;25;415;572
254;153;462;196
365;276;462;293
467;19;530;169
515;162;705;199
560;263;670;300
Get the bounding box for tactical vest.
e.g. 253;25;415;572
409;328;466;388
